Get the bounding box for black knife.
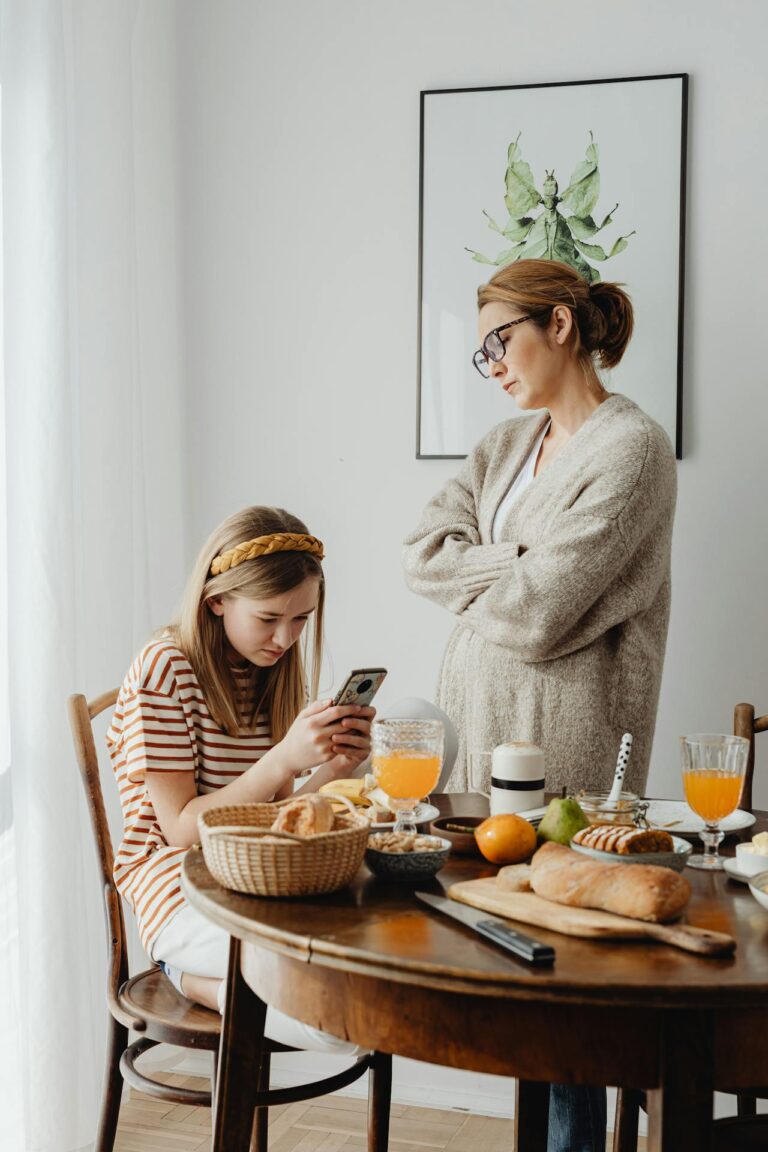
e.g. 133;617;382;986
415;890;556;966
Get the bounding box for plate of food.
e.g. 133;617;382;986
371;802;441;830
570;824;692;871
643;799;756;838
318;776;439;828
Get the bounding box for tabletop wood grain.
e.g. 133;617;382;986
182;793;768;1010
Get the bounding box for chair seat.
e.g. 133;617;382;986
713;1116;768;1151
120;967;220;1050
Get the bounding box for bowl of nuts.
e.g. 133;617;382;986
365;831;451;882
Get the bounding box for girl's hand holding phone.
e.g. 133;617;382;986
329;703;375;770
277;698;375;777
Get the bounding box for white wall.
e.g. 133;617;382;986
174;0;768;809
168;0;768;1116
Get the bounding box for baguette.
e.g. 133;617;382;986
572;824;675;854
529;841;691;922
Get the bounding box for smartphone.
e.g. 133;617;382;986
333;667;388;708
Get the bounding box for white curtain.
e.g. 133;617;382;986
0;2;186;1149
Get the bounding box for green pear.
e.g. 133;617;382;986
536;797;590;846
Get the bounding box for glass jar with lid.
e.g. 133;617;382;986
576;790;649;828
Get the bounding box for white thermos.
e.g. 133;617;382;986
489;741;545;815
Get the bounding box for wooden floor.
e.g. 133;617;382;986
117;1072;647;1151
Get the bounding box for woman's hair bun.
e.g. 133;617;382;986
477;259;634;371
586;281;634;369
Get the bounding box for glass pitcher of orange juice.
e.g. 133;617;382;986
372;718;444;833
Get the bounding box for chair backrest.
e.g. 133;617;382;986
68;690;127;1018
733;703;768;812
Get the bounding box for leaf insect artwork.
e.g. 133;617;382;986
467;132;635;283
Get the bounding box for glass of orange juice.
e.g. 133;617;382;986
681;734;749;869
372;718;444;833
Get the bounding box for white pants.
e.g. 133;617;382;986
151;902;363;1056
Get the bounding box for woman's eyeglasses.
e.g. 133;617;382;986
472;316;533;378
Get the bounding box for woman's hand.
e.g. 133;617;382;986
276;700;374;776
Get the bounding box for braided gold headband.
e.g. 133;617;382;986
210;532;324;576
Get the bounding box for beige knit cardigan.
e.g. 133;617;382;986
403;394;677;796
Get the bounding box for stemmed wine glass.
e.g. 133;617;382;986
371;718;444;834
681;733;749;870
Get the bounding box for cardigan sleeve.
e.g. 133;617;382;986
402;440;522;612
460;510;636;660
404;426;676;662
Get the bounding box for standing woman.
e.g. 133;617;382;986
403;259;676;1152
404;259;676;800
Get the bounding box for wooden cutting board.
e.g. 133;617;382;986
446;878;736;957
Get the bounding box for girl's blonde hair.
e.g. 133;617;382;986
168;506;324;739
478;259;634;372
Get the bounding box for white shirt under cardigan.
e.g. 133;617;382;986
491;420;550;543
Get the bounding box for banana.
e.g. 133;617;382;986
318;779;371;807
360;773;396;817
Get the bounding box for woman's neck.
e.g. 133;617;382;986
546;367;608;441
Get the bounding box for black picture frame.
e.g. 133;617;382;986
417;74;688;459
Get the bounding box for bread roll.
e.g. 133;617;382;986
529;842;690;922
496;864;532;892
271;794;335;837
572;824;674;854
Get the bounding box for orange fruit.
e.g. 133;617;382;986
475;813;537;865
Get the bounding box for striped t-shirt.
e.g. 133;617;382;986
107;639;272;953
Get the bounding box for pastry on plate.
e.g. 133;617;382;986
572;824;674;854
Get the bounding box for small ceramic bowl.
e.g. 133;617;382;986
364;835;451;882
735;841;768;878
569;834;692;872
747;869;768;912
429;815;485;856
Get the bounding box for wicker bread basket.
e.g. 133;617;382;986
198;797;370;897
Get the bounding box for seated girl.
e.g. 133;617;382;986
107;506;373;1051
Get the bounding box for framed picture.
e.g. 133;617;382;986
417;74;688;458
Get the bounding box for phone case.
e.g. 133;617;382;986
334;668;387;707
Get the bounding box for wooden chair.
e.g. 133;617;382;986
612;702;768;1152
70;689;392;1152
733;702;768;813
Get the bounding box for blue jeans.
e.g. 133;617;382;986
548;1085;606;1152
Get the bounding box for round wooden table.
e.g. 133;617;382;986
182;796;768;1151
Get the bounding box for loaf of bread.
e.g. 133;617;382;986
572;824;674;854
529;842;690;922
271;794;335;837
